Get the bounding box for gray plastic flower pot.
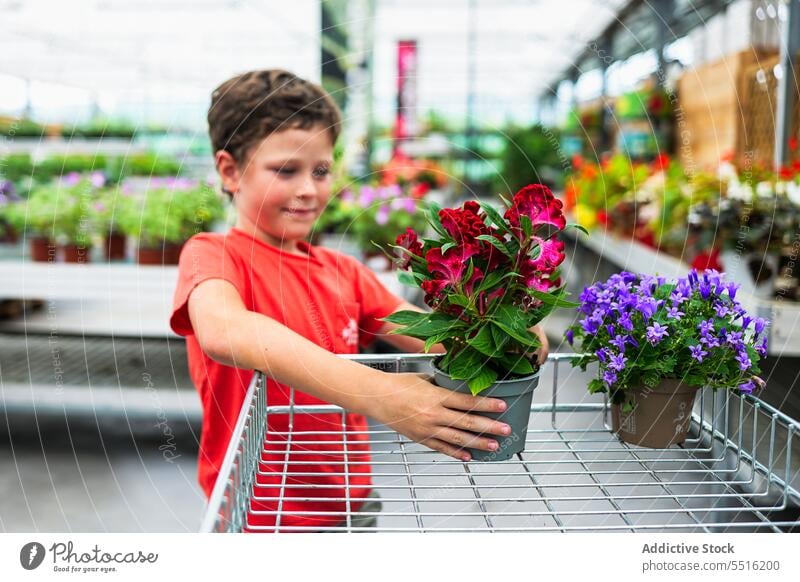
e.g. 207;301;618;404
432;364;540;461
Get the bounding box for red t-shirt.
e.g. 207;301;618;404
169;227;403;531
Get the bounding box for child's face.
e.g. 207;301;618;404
221;125;334;252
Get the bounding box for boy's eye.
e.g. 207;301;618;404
312;166;331;179
273;167;296;176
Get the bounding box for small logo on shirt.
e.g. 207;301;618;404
341;318;359;347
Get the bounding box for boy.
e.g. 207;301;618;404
170;69;547;531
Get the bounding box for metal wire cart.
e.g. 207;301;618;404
201;354;800;532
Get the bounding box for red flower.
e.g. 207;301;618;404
439;201;489;244
410;182;431;199
789;136;798;152
504;184;566;237
652;153;670;172
421;279;448;306
526;236;565;274
395;228;423;269
425;244;479;286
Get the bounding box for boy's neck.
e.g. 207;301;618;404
233;220;308;256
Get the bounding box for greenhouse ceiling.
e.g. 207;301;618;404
2;0;629;124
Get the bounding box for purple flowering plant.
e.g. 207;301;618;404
566;270;767;408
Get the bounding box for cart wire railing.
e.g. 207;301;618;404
201;353;800;533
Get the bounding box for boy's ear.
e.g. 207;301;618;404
215;150;241;195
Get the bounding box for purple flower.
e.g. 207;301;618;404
700;335;720;349
726;331;743;347
726;281;738;299
713;302;730;318
698;280;712;300
619;313;634;332
581;316;601;335
596;348;609;363
565;329;574;345
602;369;618;386
646;322;669;345
610;335;628;352
738;380;755;394
89;171;106;188
358;186;377;207
740;315;752;330
736;351;751;371
689;344;708;362
637;298;658;321
688;270;699;287
609;353;627;372
754;318;769;336
376;204;390;225
667;306;684;320
698;319;714;336
756;336;768;357
606;324;615;336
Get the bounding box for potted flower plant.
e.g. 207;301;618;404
51;172;107;263
117;180;224;265
350;183;428;270
565;270;768;449
385;184;577;461
3;185;59;262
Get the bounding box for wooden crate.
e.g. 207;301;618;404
676;48;778;170
736;54;800;167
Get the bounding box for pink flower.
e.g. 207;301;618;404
504;184;566;236
527;236;565;274
395;228;422;269
425;244;479;286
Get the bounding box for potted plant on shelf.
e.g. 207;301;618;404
350;183;428;271
117;180;225;265
3;185;59;262
565;270;768;449
385;184;578;461
51;172;107;263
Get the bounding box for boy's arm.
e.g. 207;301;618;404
188;279;512;461
377;301;550;364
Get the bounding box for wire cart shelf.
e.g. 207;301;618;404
201;353;800;533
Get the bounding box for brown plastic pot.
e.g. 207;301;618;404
137;242;183;266
104;232;127;261
29;237;56;262
62;244;91;264
610;380;700;448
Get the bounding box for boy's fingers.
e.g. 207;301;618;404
424;438;471;462
435;427;499;452
444;411;511;437
441;391;507;413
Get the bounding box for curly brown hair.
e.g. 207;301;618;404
208;69;341;168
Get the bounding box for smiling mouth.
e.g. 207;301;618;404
283;208;317;215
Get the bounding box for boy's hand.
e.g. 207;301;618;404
368;372;512;462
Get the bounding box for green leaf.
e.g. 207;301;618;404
566;222;589;235
397;270;419;287
424;333;450;353
588;378;605;394
424;202;448;238
448;294;471;308
467;367;498;395
501;354;535;375
440;241;456;254
447;348;485;381
476;234;514;259
521;215;533;239
381;310;430;326
490;324;510;352
526;287;579;308
478;201;511;234
467;325;496;356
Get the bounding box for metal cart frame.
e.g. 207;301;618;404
201;353;800;532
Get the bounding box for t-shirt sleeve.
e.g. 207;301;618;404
350;259;405;348
169;234;246;337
